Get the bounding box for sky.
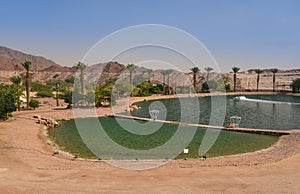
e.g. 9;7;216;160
0;0;299;72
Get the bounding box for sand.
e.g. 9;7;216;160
0;92;300;193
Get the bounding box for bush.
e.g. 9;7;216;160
292;78;300;93
36;90;54;98
202;80;218;92
29;99;40;110
0;83;16;118
30;82;52;92
65;76;75;84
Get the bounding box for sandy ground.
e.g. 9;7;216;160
1;92;300;193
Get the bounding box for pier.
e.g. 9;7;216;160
111;114;291;136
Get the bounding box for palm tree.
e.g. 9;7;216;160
127;64;135;96
54;83;60;106
10;75;22;111
255;69;263;92
75;62;87;103
21;61;32;108
126;64;135;85
270;68;278;92
190;67;200;89
232;67;240;92
204;67;213;81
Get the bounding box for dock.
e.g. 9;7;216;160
110;114;291;136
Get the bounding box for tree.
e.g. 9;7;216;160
218;76;231;91
255;69;263;92
75;62;87;103
54;83;60;106
127;64;135;85
10;76;22;111
202;80;218;92
291;78;300;93
87;91;95;106
0;84;16;118
204;67;213;81
232;67;240;92
63;90;73;109
29;99;39;110
132;81;153;97
190;67;200;89
115;80;132;97
127;64;135;96
21;61;32;108
270;68;278;92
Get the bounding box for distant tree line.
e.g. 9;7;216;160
2;60;300;119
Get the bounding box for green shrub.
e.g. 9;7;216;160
29;99;40;110
65;76;75;84
36;90;54;98
0;83;16;118
292;78;300;93
30;82;52;92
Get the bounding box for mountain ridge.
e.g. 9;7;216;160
0;46;72;72
0;45;299;91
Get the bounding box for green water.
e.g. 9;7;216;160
48;117;278;159
132;94;300;130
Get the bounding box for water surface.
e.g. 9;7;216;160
132;94;300;130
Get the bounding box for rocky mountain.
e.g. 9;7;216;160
0;46;73;72
0;46;299;91
0;46;76;83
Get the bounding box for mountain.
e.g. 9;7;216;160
0;46;72;72
0;46;299;91
0;45;75;83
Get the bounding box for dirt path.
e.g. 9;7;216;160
0;117;299;193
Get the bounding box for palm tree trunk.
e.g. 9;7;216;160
129;72;133;86
56;90;59;106
167;75;171;95
26;71;30;108
256;74;260;92
130;71;133;97
174;83;177;94
162;75;166;95
233;73;236;92
193;73;196;89
273;73;276;92
80;69;86;104
17;85;20;111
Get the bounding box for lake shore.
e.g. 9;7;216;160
1;91;300;193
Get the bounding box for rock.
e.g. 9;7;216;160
52;150;59;156
53;121;59;128
33;115;41;119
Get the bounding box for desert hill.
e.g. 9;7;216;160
0;45;299;91
0;46;72;72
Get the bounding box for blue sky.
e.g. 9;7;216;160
0;0;299;72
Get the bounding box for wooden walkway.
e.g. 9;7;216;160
111;114;291;136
